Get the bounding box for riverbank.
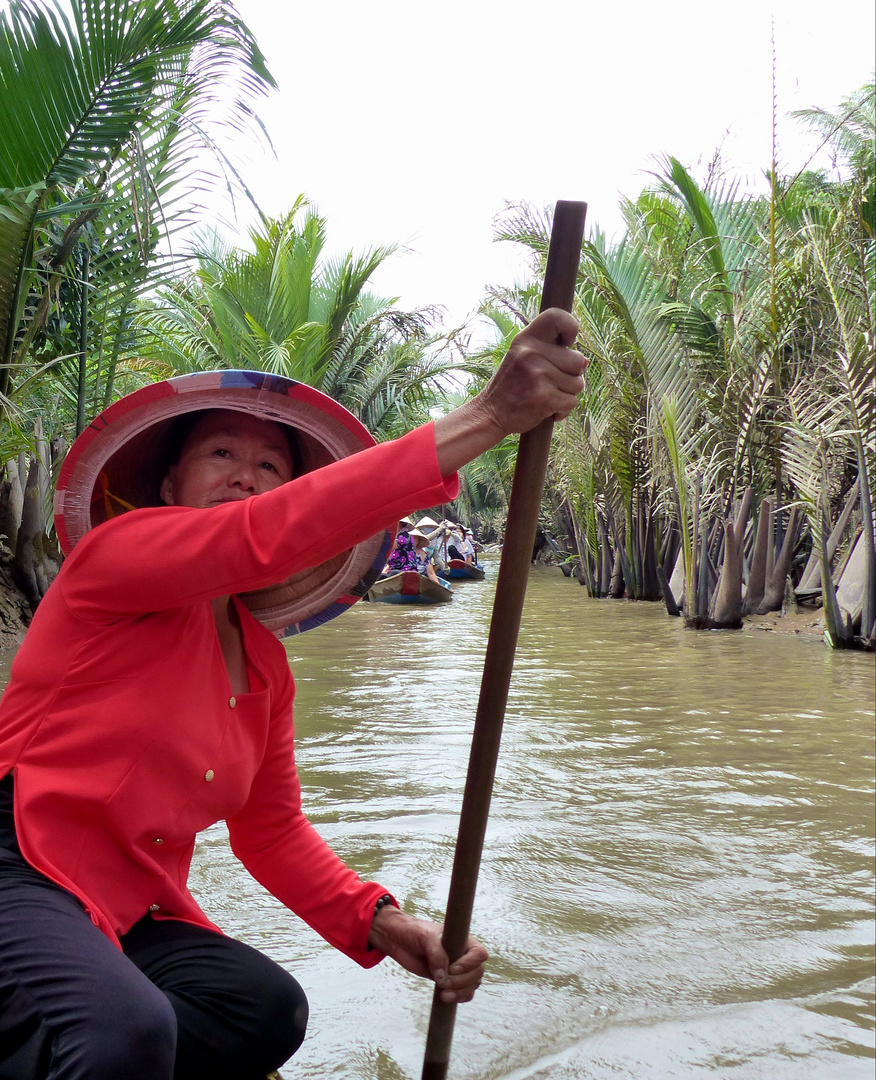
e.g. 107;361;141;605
542;564;829;643
0;547;33;650
742;607;825;640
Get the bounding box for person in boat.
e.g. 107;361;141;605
424;533;446;572
414;515;440;538
0;308;584;1080
457;526;477;566
409;528;443;586
382;516;416;574
446;523;475;565
413;517;445;571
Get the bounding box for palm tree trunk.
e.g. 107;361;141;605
13;422;53;610
796;479;859;594
696;513;712;626
0;462;24;555
76;246;90;436
641;493;660;601
853;446;875;642
686;476;701;624
821;510;854;648
757;507;801;613
656;562;681;616
708;486;753;628
743;498;772;614
709;520;743;628
596;513;612;597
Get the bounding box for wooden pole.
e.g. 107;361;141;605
421;200;587;1080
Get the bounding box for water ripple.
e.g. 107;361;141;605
186;559;874;1078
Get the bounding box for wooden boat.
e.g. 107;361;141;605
439;559;486;581
365;571;453;604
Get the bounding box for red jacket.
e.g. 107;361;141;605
0;424;457;965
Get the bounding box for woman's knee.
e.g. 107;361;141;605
259;970;309;1062
212;966;308;1075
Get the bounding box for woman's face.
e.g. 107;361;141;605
160;411;294;509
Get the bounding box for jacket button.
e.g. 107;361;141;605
229;696;237;709
149;904;160;912
204;769;215;782
152;838;164;845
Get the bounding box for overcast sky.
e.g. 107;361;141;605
221;0;874;338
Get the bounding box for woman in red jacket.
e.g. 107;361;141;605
0;309;584;1079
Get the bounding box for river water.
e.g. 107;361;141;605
187;557;875;1079
5;559;873;1078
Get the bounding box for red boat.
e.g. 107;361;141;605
438;559;485;581
365;571;453;604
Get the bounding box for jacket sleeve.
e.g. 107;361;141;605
60;423;458;619
225;664;391;967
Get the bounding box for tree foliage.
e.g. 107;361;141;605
136;201;485;439
469;81;874;644
0;0;274;443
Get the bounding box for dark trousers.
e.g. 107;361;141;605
0;778;308;1080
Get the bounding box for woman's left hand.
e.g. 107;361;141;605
367;906;488;1003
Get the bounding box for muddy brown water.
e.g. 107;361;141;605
1;558;873;1077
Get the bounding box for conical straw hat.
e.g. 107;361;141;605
54;370;393;636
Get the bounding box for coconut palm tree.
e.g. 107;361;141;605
0;0;274;436
781;212;875;643
0;0;273;609
136;202;486;440
491;201;702;605
482;88;873;646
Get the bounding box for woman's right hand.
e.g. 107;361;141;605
432;309;585;475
